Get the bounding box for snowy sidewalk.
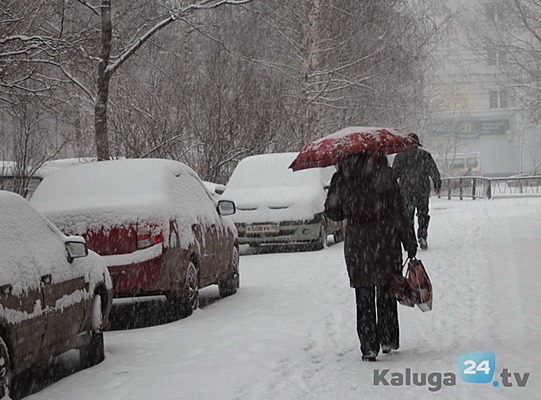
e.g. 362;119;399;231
28;197;541;400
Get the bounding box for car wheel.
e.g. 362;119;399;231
80;294;105;369
219;246;240;298
177;261;199;319
0;338;13;400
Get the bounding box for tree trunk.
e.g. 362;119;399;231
298;0;321;144
95;72;111;161
95;0;112;161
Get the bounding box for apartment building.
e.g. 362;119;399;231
426;0;541;176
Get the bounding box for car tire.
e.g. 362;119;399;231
219;246;240;298
0;338;13;400
80;295;105;369
178;261;199;319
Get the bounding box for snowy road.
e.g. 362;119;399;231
27;197;541;400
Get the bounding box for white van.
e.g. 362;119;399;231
222;152;344;250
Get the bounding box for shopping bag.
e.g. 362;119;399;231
390;274;416;307
390;258;433;312
407;258;433;312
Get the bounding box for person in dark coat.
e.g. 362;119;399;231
392;133;441;250
324;151;417;362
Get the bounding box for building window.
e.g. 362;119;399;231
487;49;506;66
485;3;504;22
489;90;508;108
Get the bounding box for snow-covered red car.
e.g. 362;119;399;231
0;190;113;398
30;159;239;319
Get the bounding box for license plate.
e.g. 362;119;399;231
245;223;279;234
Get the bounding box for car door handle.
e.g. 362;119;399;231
41;274;52;284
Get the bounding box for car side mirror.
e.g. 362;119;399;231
65;241;89;263
217;200;236;216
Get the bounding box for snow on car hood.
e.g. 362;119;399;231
223;185;325;223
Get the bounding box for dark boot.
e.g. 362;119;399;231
362;352;377;362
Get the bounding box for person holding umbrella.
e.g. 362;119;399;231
391;133;441;250
290;126;420;362
324;151;417;362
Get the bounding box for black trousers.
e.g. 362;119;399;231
355;286;399;357
404;193;430;240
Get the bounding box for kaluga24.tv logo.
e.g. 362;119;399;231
373;351;530;392
457;351;529;388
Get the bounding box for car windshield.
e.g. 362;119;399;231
227;153;331;189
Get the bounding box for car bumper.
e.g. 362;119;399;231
235;215;323;245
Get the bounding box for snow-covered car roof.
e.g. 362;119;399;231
226;152;334;189
32;158;203;212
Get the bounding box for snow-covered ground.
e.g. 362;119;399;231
27;197;540;400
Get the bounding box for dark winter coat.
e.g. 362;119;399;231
324;153;417;288
392;148;442;198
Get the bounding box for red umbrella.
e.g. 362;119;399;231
289;126;419;171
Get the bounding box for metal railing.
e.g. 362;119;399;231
440;176;541;200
